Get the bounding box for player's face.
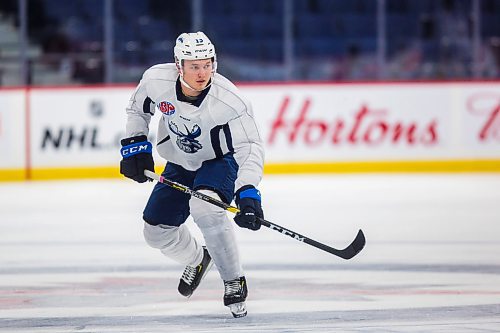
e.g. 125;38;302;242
182;59;213;93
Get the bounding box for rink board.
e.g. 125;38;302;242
0;81;499;180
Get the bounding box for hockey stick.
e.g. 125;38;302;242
144;170;365;260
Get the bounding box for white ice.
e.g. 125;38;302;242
1;174;500;332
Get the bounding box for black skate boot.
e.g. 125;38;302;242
178;247;213;297
223;276;248;318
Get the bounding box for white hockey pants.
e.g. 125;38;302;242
143;189;243;281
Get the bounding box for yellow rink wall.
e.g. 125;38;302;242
1;81;499;181
2;160;500;182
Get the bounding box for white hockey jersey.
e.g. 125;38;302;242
125;63;264;191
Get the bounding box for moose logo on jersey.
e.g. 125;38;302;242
157;101;176;115
168;121;203;153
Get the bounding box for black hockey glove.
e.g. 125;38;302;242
120;135;154;183
234;185;263;231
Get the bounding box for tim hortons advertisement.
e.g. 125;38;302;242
459;87;500;148
242;83;500;162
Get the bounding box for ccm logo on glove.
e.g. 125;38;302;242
120;135;155;183
121;142;152;157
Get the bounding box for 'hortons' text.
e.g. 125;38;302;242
268;97;438;146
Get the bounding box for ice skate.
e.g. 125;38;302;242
178;247;213;297
223;276;248;318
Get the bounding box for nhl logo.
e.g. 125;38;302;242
158;101;176;115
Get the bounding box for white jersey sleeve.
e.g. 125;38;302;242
125;73;153;137
228;98;265;191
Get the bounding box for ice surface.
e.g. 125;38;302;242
1;174;500;332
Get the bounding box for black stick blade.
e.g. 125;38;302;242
335;229;366;260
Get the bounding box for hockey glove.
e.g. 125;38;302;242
234;185;263;231
120;135;154;183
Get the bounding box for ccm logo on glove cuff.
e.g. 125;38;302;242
120;141;152;157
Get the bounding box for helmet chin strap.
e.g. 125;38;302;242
179;74;213;93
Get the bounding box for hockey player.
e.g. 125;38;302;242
119;31;264;318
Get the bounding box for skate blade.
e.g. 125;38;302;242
228;302;247;318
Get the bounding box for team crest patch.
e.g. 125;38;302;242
168;121;203;153
157;101;176;115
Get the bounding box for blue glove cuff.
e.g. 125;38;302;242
238;187;261;202
120;141;152;158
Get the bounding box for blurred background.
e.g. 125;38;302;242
0;0;499;86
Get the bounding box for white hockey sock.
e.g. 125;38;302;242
190;190;243;281
143;223;203;267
